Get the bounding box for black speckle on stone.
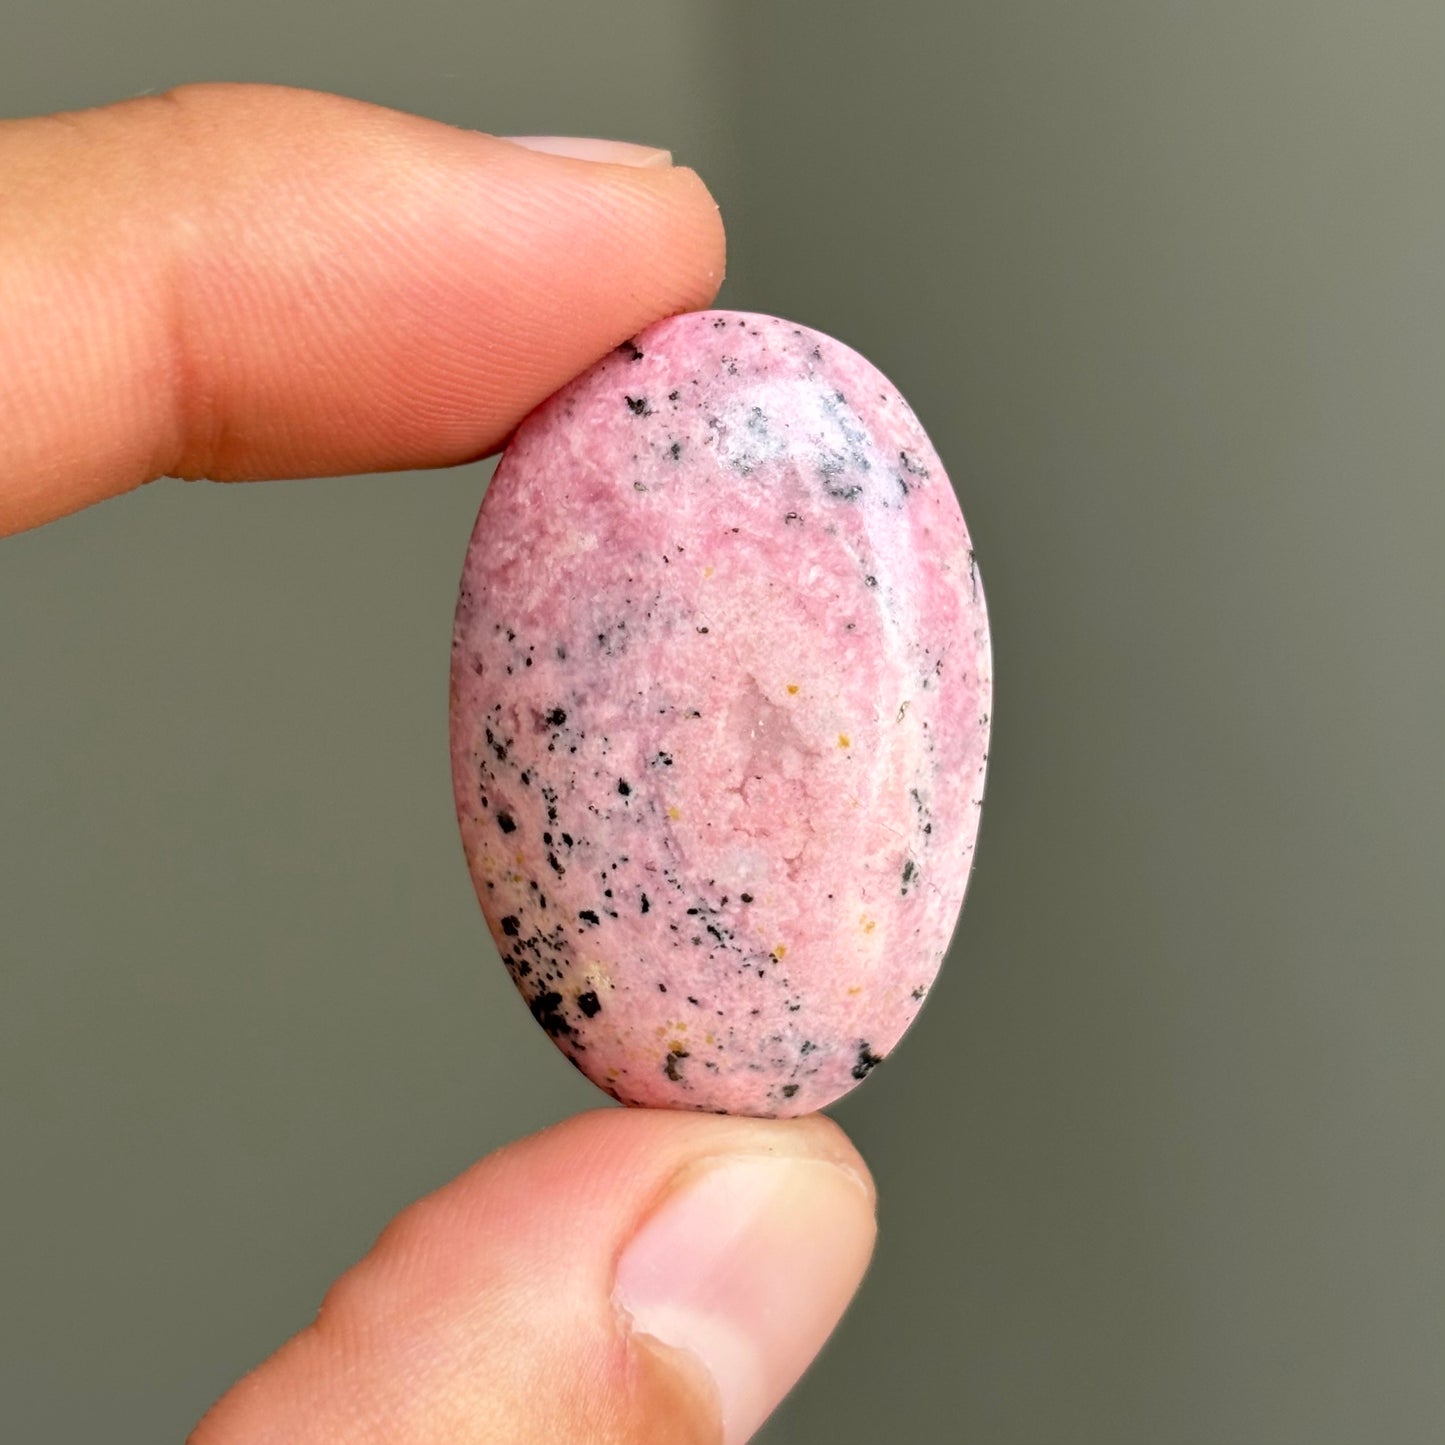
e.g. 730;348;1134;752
547;851;565;876
625;395;653;417
911;984;927;1001
902;858;916;893
668;389;680;401
618;338;644;361
500;915;521;937
617;779;631;797
740;892;754;904
657;981;667;992
664;1047;691;1082
546;707;567;727
852;1042;885;1080
556;643;567;660
496;810;517;835
864;574;878;589
640;893;651;914
669;441;682;461
578;909;601;927
529;990;573;1038
577;990;602;1018
784;511;802;525
781;1083;800;1099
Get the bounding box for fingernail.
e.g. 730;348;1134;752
614;1154;876;1445
502;135;674;168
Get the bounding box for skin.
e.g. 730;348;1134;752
1;84;877;1443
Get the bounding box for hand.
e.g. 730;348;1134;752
1;84;876;1443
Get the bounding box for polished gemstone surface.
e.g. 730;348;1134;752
450;310;991;1115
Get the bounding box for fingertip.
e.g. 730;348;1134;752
0;83;729;535
615;1142;876;1445
193;1109;872;1445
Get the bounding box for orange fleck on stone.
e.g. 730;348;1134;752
860;914;876;934
787;683;799;695
772;944;788;959
846;985;863;996
667;804;682;820
838;733;851;749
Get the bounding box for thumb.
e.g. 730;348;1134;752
190;1109;876;1445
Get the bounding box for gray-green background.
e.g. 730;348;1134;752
3;3;1442;1441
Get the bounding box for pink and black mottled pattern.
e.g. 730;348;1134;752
449;310;991;1117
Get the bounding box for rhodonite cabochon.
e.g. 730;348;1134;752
449;310;991;1116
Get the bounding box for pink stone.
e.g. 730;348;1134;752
450;311;991;1116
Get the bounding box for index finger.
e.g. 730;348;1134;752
0;83;726;537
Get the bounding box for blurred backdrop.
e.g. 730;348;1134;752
3;3;1443;1441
